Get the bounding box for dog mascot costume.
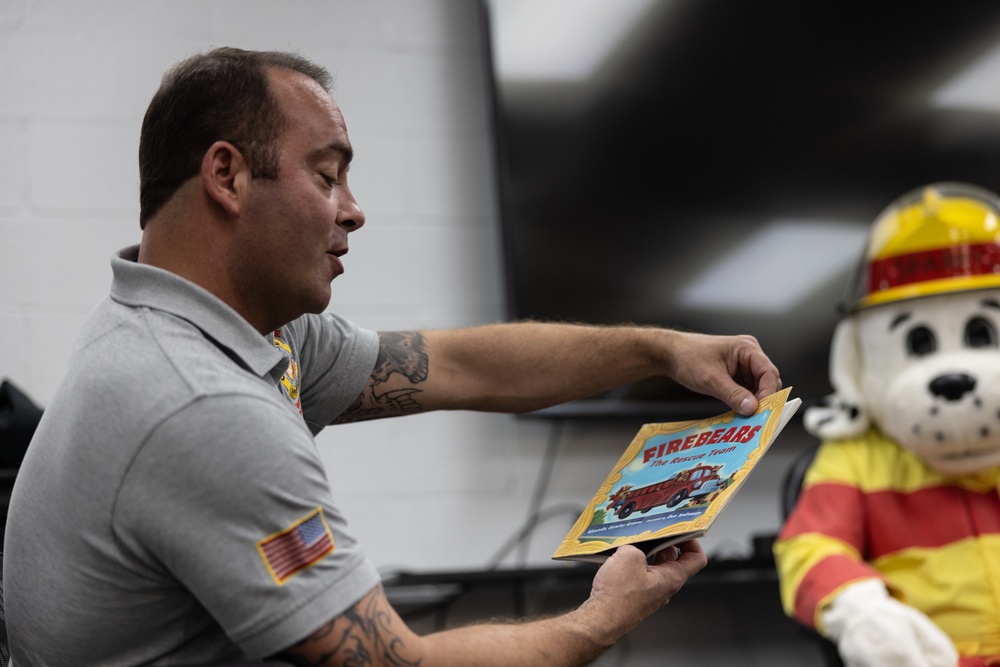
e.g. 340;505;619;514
774;182;1000;667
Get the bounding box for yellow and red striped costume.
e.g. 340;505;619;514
773;429;1000;665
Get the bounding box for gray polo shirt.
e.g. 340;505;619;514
4;246;381;665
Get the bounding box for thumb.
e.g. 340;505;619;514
726;386;758;416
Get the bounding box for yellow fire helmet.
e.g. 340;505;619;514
844;181;1000;313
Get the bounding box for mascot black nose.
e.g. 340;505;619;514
929;373;977;401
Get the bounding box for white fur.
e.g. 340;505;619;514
805;288;1000;476
803;319;870;440
821;580;958;667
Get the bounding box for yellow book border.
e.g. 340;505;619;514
553;388;792;559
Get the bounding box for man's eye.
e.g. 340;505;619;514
321;174;335;187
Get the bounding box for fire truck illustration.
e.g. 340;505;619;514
611;464;724;519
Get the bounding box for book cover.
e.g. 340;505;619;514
552;387;799;564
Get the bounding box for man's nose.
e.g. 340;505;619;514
340;189;365;232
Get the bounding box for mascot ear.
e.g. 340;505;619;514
803;317;870;439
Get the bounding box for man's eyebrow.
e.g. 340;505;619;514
310;142;354;167
889;312;911;331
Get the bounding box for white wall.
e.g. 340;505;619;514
0;0;808;575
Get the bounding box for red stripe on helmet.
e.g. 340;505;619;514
867;242;1000;294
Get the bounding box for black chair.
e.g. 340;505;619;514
781;443;845;667
0;379;42;469
781;441;820;519
0;552;8;667
0;379;40;553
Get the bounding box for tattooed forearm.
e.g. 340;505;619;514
342;589;421;666
371;332;428;386
279;585;422;667
334;332;429;423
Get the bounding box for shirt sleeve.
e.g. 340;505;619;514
112;392;380;658
773;439;882;630
282;312;379;433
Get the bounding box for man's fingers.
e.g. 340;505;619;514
755;368;782;398
648;540;707;577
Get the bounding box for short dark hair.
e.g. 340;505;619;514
138;47;334;229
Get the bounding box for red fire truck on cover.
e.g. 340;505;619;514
611;463;724;519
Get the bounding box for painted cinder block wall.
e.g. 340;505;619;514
0;0;807;576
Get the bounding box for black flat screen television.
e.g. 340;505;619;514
481;0;1000;418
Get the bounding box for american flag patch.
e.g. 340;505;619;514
258;508;335;585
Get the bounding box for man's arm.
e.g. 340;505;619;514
334;322;781;423
277;541;707;667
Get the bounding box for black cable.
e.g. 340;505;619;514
485;502;584;571
515;419;564;567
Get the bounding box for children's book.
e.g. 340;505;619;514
552;387;800;564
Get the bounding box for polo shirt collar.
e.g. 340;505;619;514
109;245;288;381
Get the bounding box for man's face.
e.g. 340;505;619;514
234;68;365;328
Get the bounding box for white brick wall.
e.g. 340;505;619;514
0;0;800;573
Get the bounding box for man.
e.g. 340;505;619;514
3;48;781;666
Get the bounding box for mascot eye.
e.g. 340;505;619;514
964;316;998;348
906;326;936;357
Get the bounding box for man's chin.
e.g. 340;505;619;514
307;289;334;315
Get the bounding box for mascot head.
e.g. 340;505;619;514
804;182;1000;476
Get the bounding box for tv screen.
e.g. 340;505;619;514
482;0;1000;417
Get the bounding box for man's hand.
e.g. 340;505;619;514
578;541;707;644
665;331;782;415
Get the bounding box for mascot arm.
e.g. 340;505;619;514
774;532;878;627
775;442;875;627
821;579;958;667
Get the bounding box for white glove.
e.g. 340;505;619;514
821;579;958;667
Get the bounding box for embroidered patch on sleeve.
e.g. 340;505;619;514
257;507;335;585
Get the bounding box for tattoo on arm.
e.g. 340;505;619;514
336;332;429;422
280;584;422;667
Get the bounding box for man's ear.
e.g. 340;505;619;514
200;141;249;217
